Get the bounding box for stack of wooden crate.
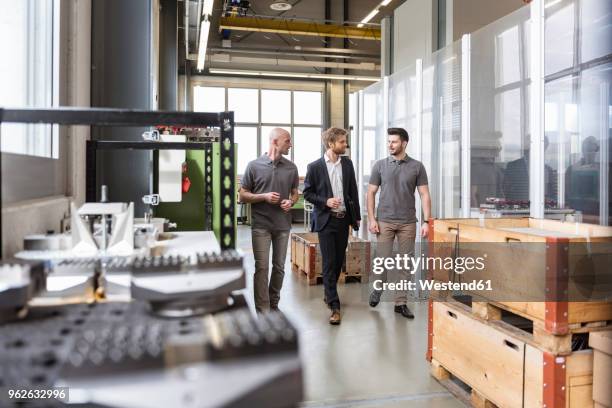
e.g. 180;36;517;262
290;232;370;285
426;217;612;408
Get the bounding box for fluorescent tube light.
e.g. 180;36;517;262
197;19;211;71
380;0;393;6
203;0;214;16
361;9;379;25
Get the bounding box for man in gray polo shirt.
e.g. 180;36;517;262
367;128;431;318
240;128;299;313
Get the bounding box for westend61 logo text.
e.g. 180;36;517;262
372;254;486;275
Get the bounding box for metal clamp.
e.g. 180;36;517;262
142;129;161;141
142;194;161;206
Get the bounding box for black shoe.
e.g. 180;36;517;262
394;304;414;319
369;290;382;307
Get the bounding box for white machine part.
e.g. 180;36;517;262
71;202;135;256
158;133;186;202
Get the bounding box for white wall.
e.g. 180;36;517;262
391;0;526;73
2;0;91;257
451;0;526;41
392;0;436;73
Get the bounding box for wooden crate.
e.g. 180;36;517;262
429;218;612;338
290;232;370;285
429;300;595;408
589;331;612;408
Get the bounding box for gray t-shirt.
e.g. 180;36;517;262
241;154;299;230
369;155;428;224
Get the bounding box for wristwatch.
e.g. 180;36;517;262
422;220;429;224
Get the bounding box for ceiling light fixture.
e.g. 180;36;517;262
197;19;211;71
357;0;394;28
359;9;379;27
203;0;214;16
270;0;293;11
197;0;214;71
208;68;380;82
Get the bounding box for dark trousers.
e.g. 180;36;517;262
318;216;350;310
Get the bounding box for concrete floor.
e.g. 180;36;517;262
237;225;463;408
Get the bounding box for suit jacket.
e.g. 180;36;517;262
303;156;361;232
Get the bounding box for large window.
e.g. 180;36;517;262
293;127;322;176
293;91;322;125
193;86;323;176
261;89;291;124
0;0;57;158
228;88;258;123
193;86;225;113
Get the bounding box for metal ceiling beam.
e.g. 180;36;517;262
208;54;380;70
219;16;381;40
205;47;379;61
180;36;379;58
207;68;379;82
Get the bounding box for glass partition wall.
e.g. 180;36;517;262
354;0;611;227
422;41;462;220
470;6;531;215
359;82;385;211
544;0;611;225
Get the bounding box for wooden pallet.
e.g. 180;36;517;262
290;232;370;285
432;352;595;408
432;293;612;355
431;360;491;408
427;300;595;408
291;263;364;285
429;217;612;336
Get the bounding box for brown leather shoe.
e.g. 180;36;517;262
329;309;341;325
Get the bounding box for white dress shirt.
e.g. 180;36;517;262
324;153;346;212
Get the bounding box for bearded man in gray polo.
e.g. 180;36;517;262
367;127;431;318
240;128;299;313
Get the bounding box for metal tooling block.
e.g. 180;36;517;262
196;250;243;270
0;261;47;321
41;259;120;302
130;251;245;317
204;308;299;361
0;301;221;385
51;257;133;279
0;301;300;408
0;302;168;389
130;254;188;274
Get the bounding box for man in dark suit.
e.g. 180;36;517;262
303;127;361;325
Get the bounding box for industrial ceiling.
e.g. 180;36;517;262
179;0;405;82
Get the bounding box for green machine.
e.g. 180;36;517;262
155;142;238;249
